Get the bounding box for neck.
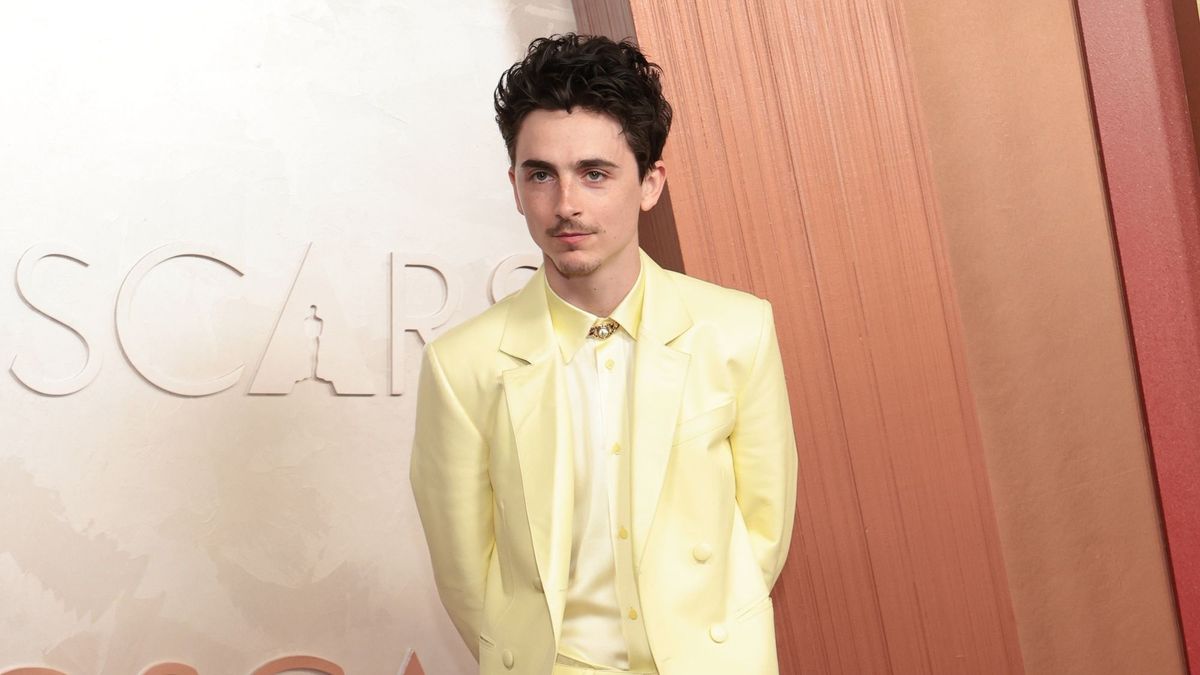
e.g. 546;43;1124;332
545;244;641;317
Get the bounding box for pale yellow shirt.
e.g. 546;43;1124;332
544;262;655;671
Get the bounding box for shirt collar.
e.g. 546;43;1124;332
544;259;646;363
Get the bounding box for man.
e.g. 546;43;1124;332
410;34;797;675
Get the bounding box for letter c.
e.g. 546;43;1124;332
115;242;245;396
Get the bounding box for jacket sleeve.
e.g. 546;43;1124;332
409;341;494;660
731;299;799;591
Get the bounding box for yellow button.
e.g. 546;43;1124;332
611;442;622;454
628;608;639;620
618;526;629;539
709;624;727;643
604;358;615;370
692;543;713;562
502;649;515;668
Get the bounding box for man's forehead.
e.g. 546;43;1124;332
514;108;633;165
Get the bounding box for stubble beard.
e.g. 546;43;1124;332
550;251;602;278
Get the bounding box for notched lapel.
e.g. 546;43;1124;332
498;265;572;639
501;358;572;639
630;249;694;567
630;340;689;567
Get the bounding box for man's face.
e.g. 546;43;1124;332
508;107;665;280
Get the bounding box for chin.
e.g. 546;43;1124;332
549;250;603;278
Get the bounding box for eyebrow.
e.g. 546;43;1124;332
519;158;620;171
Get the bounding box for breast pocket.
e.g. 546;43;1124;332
671;399;737;447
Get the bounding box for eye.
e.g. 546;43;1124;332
584;170;606;182
529;170;552;183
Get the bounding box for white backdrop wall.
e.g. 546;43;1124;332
0;1;574;672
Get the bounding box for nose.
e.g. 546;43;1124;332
554;178;583;221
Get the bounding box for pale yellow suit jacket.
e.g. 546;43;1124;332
410;248;798;675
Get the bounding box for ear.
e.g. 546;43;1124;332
508;166;525;215
639;160;667;211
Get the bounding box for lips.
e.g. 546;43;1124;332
554;232;592;244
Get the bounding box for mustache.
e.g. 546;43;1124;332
548;220;597;236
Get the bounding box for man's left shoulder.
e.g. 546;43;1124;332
666;268;771;328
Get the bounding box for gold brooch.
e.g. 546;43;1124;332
587;318;620;341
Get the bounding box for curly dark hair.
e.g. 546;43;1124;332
494;33;673;179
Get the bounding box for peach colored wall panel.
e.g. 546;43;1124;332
898;0;1188;672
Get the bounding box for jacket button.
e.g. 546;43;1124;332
502;649;515;668
709;623;728;643
533;577;543;592
692;543;712;562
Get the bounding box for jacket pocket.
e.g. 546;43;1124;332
479;632;497;650
671;399;737;447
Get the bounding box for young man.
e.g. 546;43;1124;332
410;34;797;675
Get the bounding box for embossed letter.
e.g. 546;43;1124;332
390;253;460;395
10;244;103;396
250;243;375;395
489;252;541;304
115;242;245;396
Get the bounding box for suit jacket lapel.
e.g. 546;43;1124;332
499;265;573;639
630;249;692;567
